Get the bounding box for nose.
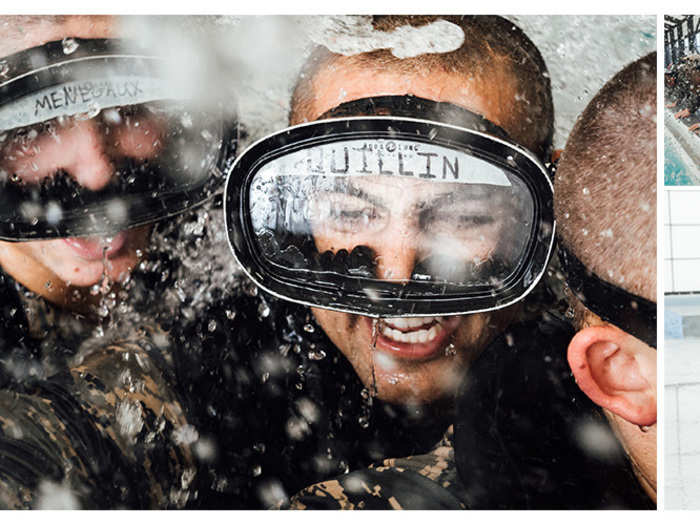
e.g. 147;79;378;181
373;234;420;282
5;120;114;191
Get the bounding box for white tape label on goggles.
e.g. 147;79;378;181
263;138;512;186
0;75;174;131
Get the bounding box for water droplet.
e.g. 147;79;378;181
102;108;121;125
582;187;590;195
225;309;236;320
506;155;517;167
243;281;258;297
303;323;315;333
358;415;370;429
261;372;270;383
45;201;63;225
257;301;270;318
307;349;326;360
62;37;79;55
252;465;262;477
180;113;193;128
207;320;217;332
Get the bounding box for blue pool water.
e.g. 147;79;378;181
666;132;695;186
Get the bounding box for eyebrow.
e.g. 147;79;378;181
328;178;388;209
426;189;491;209
323;178;498;211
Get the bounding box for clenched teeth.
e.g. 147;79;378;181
380;319;443;344
383;316;444;330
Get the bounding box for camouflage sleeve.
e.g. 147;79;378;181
0;327;196;509
288;426;466;510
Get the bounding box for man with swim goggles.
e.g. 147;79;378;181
0;16;237;509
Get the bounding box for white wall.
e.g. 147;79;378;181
666;187;700;293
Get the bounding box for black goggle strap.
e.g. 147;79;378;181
318;95;512;142
0;38;134;80
557;242;657;349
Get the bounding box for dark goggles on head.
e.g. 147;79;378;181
557;242;657;349
0;38;238;241
225;96;555;317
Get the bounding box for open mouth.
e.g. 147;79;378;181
366;315;462;361
379;316;446;344
62;231;128;261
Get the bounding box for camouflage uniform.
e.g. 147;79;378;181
0;273;197;509
288;426;465;510
287;317;655;511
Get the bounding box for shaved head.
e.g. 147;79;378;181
554;53;656;301
290;15;554;158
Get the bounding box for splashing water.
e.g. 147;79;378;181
369;319;379;396
61;37;79;55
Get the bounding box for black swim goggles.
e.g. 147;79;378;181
225;95;555;317
558;242;657;348
0;38;238;240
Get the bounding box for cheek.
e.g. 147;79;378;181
311;308;367;359
112;117;165;160
453;313;491;348
312;307;348;342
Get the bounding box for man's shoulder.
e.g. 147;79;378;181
288;427;465;510
0;329;196;509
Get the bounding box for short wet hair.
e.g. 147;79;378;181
290;15;554;158
554;53;656;301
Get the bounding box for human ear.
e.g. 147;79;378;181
567;325;656;426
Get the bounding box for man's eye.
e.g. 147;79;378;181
331;207;376;221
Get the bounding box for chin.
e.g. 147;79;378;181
369;357;465;405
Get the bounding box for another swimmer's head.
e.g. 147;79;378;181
554;52;657;502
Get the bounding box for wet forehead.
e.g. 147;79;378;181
306;59;517;140
0;16;117;57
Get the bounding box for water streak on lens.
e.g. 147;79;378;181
370;318;379;397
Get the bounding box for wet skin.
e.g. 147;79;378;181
294;61;539;404
309;175;510;283
0;17;160;308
